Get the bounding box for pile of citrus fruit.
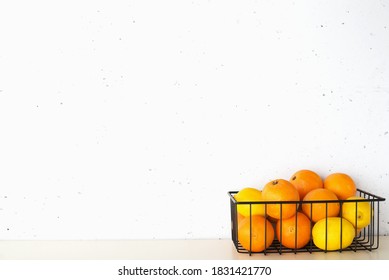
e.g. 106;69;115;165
234;170;372;252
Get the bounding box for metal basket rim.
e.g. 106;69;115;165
228;189;386;204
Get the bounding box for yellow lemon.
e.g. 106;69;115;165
342;196;372;228
312;217;355;251
234;188;265;217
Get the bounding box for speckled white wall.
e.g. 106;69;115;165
0;0;388;239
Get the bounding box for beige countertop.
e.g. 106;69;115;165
0;237;388;260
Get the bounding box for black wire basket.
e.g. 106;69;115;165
228;189;386;255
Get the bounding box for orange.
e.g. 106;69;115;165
262;179;300;220
237;213;246;225
234;187;265;217
290;169;323;200
238;215;274;252
276;212;312;249
324;173;357;200
302;188;340;222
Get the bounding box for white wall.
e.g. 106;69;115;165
0;0;388;239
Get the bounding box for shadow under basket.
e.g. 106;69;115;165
228;189;386;255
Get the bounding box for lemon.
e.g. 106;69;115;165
234;187;265;217
342;196;372;228
312;217;355;250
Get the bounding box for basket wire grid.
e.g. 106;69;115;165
229;189;386;255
